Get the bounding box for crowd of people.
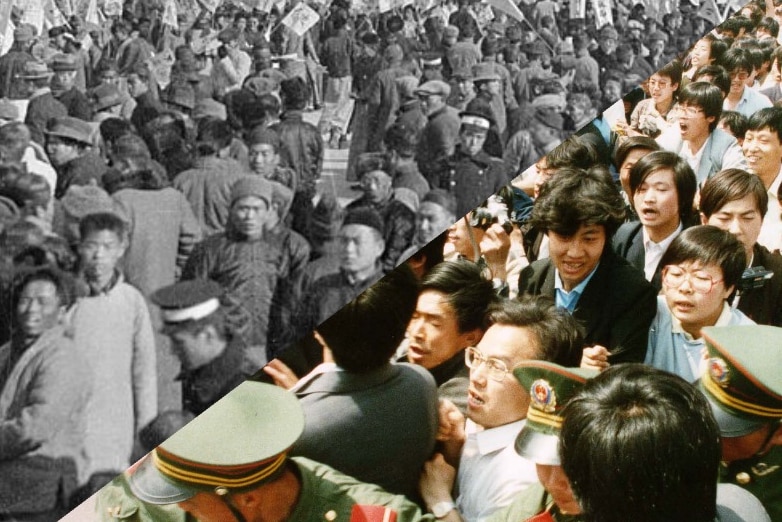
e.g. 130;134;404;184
2;0;782;520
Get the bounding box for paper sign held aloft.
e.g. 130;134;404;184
281;2;320;36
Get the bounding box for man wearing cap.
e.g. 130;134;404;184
0;25;36;99
478;37;518;114
419;297;584;521
151;279;261;415
484;361;596;521
347;155;416;271
592;24;619;76
44;116;106;199
91;84;124;122
127;381;435;521
447;68;476;112
51;54;92;121
434;103;509;217
19;62;67;146
701;325;782;520
289;207;387;347
472;63;507;140
415;80;461;177
182;176;308;360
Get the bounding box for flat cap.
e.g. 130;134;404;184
414;80;450;98
51;53;78;72
151;279;224;324
44;116;94;145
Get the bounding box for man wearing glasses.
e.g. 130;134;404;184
645;225;755;383
418;296;584;521
722;47;772;118
657;81;747;186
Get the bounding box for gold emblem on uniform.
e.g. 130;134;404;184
215;486;229;496
735;471;751;485
325;509;337;520
530;379;557;413
708;357;730;388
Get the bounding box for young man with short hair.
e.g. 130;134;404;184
403;260;497;413
742;107;782;254
518;167;657;370
721;47;772;118
613;151;698;289
419;297;584;521
645;225;754;382
700;168;782;326
70;212;158;490
656;82;747;185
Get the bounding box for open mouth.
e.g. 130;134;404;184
468;389;485;407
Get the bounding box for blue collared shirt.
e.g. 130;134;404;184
554;264;600;312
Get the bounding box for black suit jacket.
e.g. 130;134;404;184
736;244;782;327
518;249;657;366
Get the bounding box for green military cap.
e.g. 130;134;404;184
129;382;304;504
700;325;782;437
513;361;597;465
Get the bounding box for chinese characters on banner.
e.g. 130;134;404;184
21;0;45;35
591;0;614;29
162;0;178;27
281;2;320;37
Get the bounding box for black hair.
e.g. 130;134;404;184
692;64;731;98
195;117;233;156
560;364;720;522
280;77;310;111
78;211;128;243
655;59;683;88
659;225;747;291
530;167;626;240
677;82;723;131
318;264;419;372
746;106;782;143
718;111;748;141
699;168;768;218
545;135;599;171
629;151;697;223
420;260;497;334
614;135;660;168
487;295;584;366
720;47;753;74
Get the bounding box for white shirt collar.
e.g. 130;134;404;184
465;419;526;455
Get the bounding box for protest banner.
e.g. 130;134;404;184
281;2;320;36
591;0;614;29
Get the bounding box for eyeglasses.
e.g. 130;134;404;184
648;79;671;89
677;106;704;117
662;265;723;294
465;346;511;382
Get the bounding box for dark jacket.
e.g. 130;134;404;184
320;28;352;78
271;110;324;199
346;195;416;271
735;244;782;327
612;221;690;291
0;49;34;99
25;91;68;146
180;336;258;415
436;146;510;218
518;248;657;366
416;104;461;178
292;363;438;500
54;152;108;199
57;87;93;121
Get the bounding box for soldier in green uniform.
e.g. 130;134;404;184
486;361;596;522
128;381;435;522
700;325;782;522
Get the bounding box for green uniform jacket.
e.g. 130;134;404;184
289;457;436;521
95;473;189;522
720;446;782;522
